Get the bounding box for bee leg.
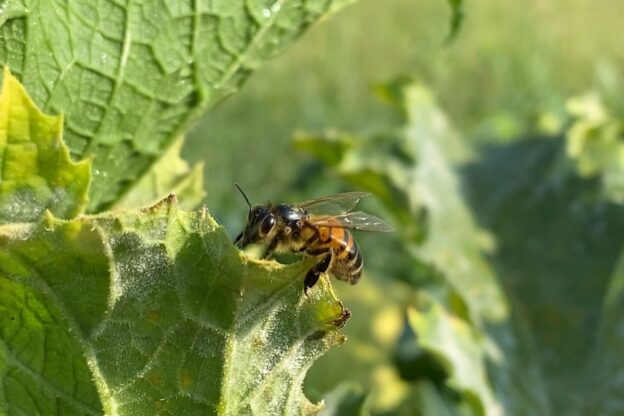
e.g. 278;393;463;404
261;237;279;259
234;232;243;246
304;252;332;295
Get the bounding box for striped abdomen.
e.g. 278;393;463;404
306;224;363;284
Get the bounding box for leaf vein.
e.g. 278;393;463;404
240;338;307;412
113;321;183;394
83;0;134;155
2;256;106;414
0;337;99;415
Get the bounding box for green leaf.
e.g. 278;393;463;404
0;0;357;211
396;381;465;416
583;249;624;414
116;136;206;210
565;92;624;203
0;67;91;224
0;195;350;415
318;383;371;416
445;0;464;43
295;80;551;415
406;302;497;415
464;135;624;413
304;275;408;412
555;85;624;413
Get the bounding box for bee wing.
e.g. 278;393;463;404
296;192;371;215
309;211;394;232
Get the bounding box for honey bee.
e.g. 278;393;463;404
234;185;393;294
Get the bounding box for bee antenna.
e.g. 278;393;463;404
235;183;252;210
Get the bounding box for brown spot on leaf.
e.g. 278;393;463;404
145;371;162;386
180;370;193;389
146;309;161;322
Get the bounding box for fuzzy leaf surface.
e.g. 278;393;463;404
0;196;349;415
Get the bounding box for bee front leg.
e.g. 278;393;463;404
304;251;332;295
261;236;279;259
234;232;243;246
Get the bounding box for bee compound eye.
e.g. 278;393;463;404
260;215;275;235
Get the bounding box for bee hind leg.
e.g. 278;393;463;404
304;252;332;295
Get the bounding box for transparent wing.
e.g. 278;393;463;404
296;192;371;215
308;211;394;232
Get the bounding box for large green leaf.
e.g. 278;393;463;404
0;195;350;415
295;80;551;415
406;302;497;415
0;0;356;211
463;136;624;413
0;67;91;224
0;69;350;415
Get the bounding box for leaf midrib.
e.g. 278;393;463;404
171;0;291;153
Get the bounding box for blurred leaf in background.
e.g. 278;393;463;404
185;0;624;227
445;0;464;43
464;119;624;414
116;136;206;210
565;92;624;203
318;382;371;416
489;101;624;416
584;250;624;415
297;80;552;415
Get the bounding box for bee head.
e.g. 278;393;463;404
236;205;276;247
234;184;277;247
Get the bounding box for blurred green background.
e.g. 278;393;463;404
182;0;624;414
184;0;624;227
